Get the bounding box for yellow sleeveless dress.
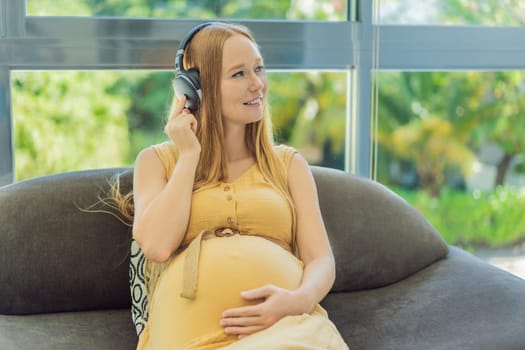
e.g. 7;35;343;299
136;142;349;350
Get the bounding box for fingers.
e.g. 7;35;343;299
189;114;198;134
164;114;198;140
165;96;198;135
220;314;266;336
176;95;187;115
180;112;198;134
221;315;259;328
175;96;197;133
220;296;278;337
224;325;265;337
240;285;274;300
222;304;260;318
163;96;201;155
168;95;187;121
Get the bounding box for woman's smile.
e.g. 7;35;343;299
243;96;262;106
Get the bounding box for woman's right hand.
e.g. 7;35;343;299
164;95;201;158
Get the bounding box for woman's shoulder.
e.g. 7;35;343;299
149;141;177;155
273;145;312;175
272;143;297;153
137;141;179;179
272;144;298;165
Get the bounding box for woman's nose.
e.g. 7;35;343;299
249;73;265;91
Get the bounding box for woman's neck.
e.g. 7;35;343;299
223;124;251;162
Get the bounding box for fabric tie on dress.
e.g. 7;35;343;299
180;228;238;299
180;228;292;300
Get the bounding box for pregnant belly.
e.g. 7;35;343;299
148;235;304;347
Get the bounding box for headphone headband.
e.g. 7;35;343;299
174;22;213;73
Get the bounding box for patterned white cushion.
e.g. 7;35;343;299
129;239;148;336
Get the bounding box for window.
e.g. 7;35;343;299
11;70;347;180
26;0;348;21
1;0;355;186
380;0;525;26
375;70;525;254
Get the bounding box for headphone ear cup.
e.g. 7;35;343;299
173;69;202;111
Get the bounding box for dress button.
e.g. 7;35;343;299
226;195;233;201
227;217;234;225
224;185;230;191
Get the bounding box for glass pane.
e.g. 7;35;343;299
26;0;347;21
375;71;525;277
380;0;525;26
11;70;347;181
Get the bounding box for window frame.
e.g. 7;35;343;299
1;0;525;185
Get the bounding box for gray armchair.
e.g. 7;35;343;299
1;166;524;350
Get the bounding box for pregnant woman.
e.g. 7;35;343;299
131;21;349;349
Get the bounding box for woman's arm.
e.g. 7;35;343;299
133;96;201;263
286;152;336;310
132;149;199;263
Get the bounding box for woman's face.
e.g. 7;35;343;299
220;34;267;127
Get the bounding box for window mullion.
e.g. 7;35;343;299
0;67;13;186
4;0;25;37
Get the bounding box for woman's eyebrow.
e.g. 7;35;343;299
225;58;263;73
226;63;246;73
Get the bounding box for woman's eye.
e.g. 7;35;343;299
232;71;244;78
255;65;265;73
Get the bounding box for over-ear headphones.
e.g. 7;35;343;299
173;22;213;111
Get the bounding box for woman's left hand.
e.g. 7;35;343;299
220;285;312;339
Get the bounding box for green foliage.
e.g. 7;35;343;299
380;0;525;25
286;0;346;20
85;0;216;18
269;71;347;168
377;71;525;191
394;186;525;250
439;0;525;26
27;0;91;16
12;69;347;178
479;73;525;157
27;0;214;17
128;129;166;164
515;160;525;175
12;71;130;180
107;71;174;164
221;1;292;20
380;115;475;196
109;71;173;131
26;0;345;20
